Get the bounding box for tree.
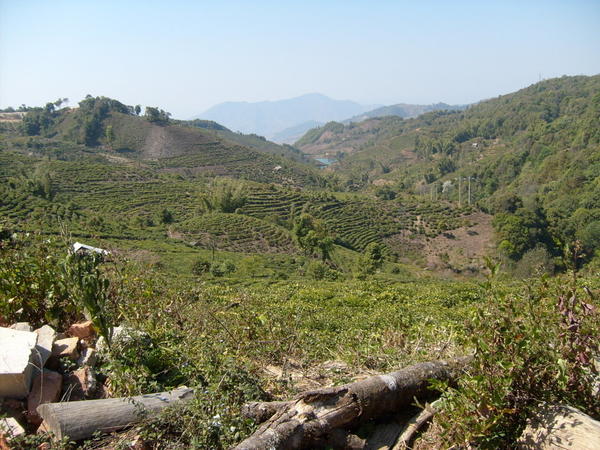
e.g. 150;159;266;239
493;204;552;260
160;208;174;224
105;125;114;148
359;242;384;275
134;105;141;116
375;186;396;200
145;107;171;124
145;107;161;123
292;214;333;261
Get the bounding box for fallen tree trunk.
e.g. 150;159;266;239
235;357;470;450
242;401;292;423
37;387;194;441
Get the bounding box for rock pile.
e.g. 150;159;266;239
0;320;105;444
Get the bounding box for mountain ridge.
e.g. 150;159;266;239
195;93;378;142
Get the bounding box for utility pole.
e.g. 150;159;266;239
468;176;471;205
458;177;462;207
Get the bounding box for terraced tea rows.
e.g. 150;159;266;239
177;213;296;254
154;148;321;187
239;187;472;253
240;189;309;223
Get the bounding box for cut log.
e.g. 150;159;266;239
517;404;600;450
37;386;194;441
235;357;470;450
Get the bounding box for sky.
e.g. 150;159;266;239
1;0;599;119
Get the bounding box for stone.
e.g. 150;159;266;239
68;320;95;339
0;327;38;398
130;435;151;450
77;347;97;367
62;367;97;401
33;325;56;371
51;337;79;361
36;421;50;434
27;370;63;425
0;417;25;438
9;322;32;332
96;325;149;354
518;404;600;449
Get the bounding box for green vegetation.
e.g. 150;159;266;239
294;120;345;147
144;106;171;124
296;75;600;270
435;257;600;447
1;232;597;448
1;77;599;447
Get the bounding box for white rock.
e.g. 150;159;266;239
33;325;56;371
0;327;38;398
0;416;25;438
96;325;148;354
9;322;32;332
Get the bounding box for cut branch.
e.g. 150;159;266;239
392;400;439;449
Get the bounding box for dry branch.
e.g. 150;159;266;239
392;400;439;449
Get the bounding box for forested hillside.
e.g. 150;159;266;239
297;75;600;270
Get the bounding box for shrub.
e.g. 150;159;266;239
434;270;600;447
513;245;555;278
192;259;211;276
210;260;236;277
201;179;247;213
306;260;339;280
61;252;113;346
0;234;74;327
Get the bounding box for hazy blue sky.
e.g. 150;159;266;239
1;0;599;118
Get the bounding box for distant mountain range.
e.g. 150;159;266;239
195;94;466;144
194;94;377;143
344;102;467;123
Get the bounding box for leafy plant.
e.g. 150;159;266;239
201;178;248;213
61;252;113;347
433;269;599;447
0;234;74;327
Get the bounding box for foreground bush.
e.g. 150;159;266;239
434;269;600;447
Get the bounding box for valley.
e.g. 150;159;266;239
0;74;598;449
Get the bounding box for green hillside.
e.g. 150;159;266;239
183;118;310;163
296;75;600;268
1;86;599;450
8;96;325;188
